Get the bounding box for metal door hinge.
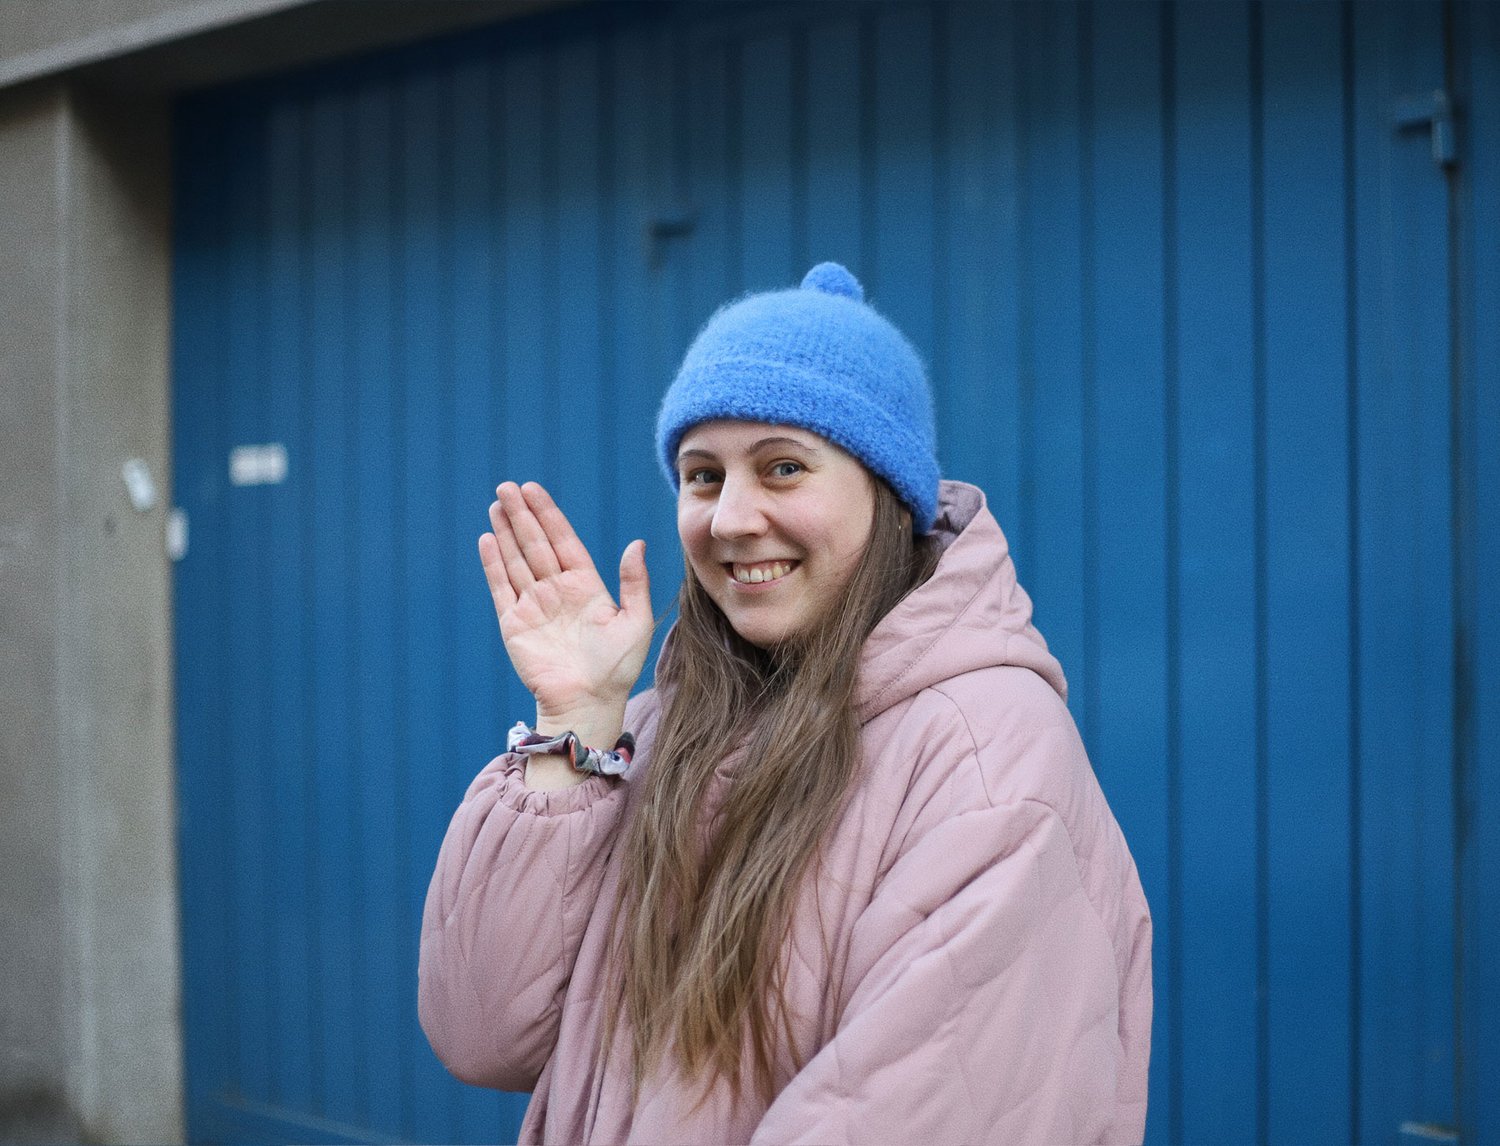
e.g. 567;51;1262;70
1394;89;1457;168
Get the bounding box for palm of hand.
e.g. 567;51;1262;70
498;566;651;711
480;481;654;719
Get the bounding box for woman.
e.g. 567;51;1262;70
419;263;1152;1143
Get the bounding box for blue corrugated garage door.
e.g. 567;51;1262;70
171;2;1499;1142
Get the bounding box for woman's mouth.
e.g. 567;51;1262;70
727;560;798;585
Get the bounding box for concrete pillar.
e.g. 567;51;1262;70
0;80;182;1144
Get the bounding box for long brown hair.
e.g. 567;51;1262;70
608;475;940;1104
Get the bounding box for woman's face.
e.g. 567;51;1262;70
676;420;876;649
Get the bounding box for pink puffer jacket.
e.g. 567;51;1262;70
419;481;1152;1143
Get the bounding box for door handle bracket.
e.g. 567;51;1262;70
1393;89;1457;168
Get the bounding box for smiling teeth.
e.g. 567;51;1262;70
733;562;792;584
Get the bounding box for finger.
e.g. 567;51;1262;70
478;532;517;614
490;487;537;593
520;482;599;575
498;482;563;581
618;539;652;620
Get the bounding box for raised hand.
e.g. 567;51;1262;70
479;482;653;755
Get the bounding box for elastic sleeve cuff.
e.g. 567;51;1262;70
468;752;624;817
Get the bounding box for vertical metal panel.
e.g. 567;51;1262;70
306;77;360;1128
1085;3;1172;1138
348;65;408;1138
1170;3;1262;1140
263;87;317;1115
1261;5;1355;1139
1018;1;1089;715
447;48;511;1145
870;4;936;360
737;25;797;287
552;35;608;583
1459;7;1500;1142
1351;2;1458;1140
221;86;278;1116
608;14;684;665
170;2;1478;1142
939;1;1022;530
684;15;735;315
396;57;459;1143
803;16;865;274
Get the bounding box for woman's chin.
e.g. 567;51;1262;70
724;610;803;650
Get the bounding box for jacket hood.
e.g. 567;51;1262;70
856;480;1066;721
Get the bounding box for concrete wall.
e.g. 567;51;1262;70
0;0;556;92
0;80;181;1143
0;16;230;1138
0;85;78;1144
0;0;303;86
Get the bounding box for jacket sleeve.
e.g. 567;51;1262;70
417;751;627;1092
752;774;1143;1143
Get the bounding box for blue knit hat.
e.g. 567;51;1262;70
656;262;940;533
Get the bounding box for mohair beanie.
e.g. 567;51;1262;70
656;262;941;533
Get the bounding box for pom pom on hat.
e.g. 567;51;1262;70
800;261;864;300
656;263;940;532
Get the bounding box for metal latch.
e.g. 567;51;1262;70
646;211;695;267
1394;89;1456;168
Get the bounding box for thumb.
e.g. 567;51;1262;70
618;539;652;619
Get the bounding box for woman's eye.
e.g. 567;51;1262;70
770;461;803;479
684;468;721;486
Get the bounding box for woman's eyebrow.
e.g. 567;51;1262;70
749;436;822;454
678;436;823;465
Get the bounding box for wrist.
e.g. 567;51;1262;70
518;701;630;792
534;699;627;752
521;753;589;791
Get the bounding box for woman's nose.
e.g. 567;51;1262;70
710;478;768;540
